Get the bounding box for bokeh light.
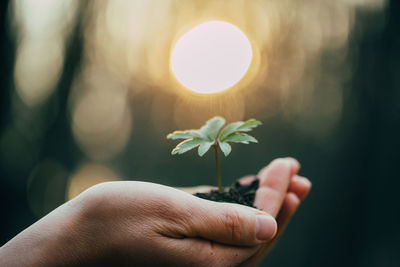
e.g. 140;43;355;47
9;0;389;134
26;160;68;218
66;163;119;200
170;21;253;94
12;0;78;106
69;69;132;161
14;39;64;107
3;1;398;266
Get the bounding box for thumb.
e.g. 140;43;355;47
183;199;277;246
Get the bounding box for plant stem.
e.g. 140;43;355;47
213;144;222;192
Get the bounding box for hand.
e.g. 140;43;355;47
242;158;311;266
0;181;278;266
181;157;312;266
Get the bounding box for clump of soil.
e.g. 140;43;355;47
194;178;259;208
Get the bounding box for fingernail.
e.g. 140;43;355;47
299;177;312;187
256;215;277;241
286;157;300;171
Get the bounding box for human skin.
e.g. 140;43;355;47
0;157;311;266
182;157;312;266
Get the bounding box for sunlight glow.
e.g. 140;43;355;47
170;21;253;94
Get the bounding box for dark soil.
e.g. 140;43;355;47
194;178;259;208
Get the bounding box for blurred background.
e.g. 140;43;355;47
1;0;399;266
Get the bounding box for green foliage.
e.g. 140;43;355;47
167;116;261;157
166;131;198;140
167;116;261;191
218;141;232;156
171;138;205;155
219;119;262;141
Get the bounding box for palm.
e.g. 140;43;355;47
179;158;311;266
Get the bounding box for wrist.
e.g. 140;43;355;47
0;197;94;266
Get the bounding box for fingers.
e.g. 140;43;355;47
239;175;257;185
242;169;311;265
278;176;311;229
257;158;299;190
276;193;301;230
250;192;302;262
286;157;301;175
184;200;278;247
254;158;296;216
264;176;311;253
174;158;308;256
289;176;312;201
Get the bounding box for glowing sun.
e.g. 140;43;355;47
170;21;253;94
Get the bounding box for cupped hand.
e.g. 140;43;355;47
241;157;311;266
75;181;280;266
1;181;278;267
1;157;309;267
181;157;312;266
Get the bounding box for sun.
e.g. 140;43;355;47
170;21;253;94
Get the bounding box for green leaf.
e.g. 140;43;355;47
168;116;261;158
167;130;199;140
198;141;215;156
171;138;205;155
223;133;258;144
237;119;262;132
189;128;207;140
219;119;262;141
206;117;226;139
193;116;226;141
218;141;232;156
219;121;244;141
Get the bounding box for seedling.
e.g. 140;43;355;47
167;116;261;191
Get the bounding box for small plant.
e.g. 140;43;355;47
167;116;261;191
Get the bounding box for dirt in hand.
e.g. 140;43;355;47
194;178;259;208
